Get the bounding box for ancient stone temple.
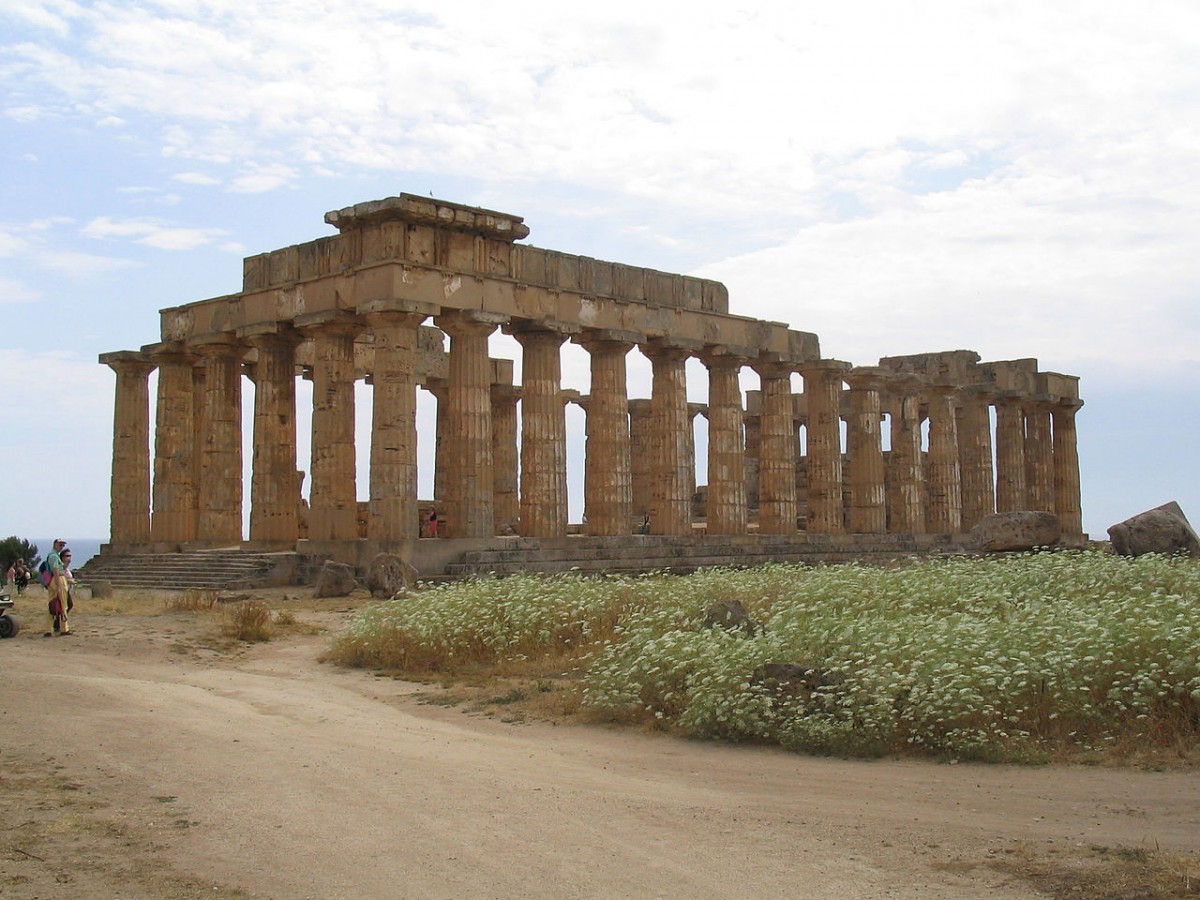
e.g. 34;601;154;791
99;194;1084;577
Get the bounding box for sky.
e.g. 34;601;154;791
2;0;1198;544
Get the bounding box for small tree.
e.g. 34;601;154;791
0;536;40;569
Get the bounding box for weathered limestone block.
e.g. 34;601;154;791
366;552;418;598
1108;502;1200;558
313;560;358;598
969;510;1061;551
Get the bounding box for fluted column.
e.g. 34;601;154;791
1052;399;1084;536
148;348;197;543
436;310;503;538
743;391;761;512
512;325;571;537
363;308;427;540
300;317;362;542
958;385;996;530
101;352;156;545
801;361;849;533
994;392;1027;512
579;334;635;536
887;376;926;533
754;361;798;535
193;339;244;544
628;399;654;521
703;352;747;535
1024;400;1056;513
491;383;520;534
845;368;887;534
425;378;448;508
642;340;693;535
243;328;301;544
925;384;963;534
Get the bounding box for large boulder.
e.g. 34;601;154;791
366;553;418;598
313;561;358;598
1108;502;1200;558
969;511;1061;552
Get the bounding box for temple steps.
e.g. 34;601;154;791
75;550;300;591
444;534;969;578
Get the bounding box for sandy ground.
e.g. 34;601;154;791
1;597;1198;899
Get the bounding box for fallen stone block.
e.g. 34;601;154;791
969;511;1061;552
1108;502;1200;558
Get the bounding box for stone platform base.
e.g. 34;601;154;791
84;532;1017;590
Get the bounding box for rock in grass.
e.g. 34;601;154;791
366;553;417;598
969;511;1061;552
702;599;757;636
751;663;844;705
1108;502;1200;558
313;561;358;598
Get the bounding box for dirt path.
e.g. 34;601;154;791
2;605;1197;899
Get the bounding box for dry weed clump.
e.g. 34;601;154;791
224;600;272;642
164;590;219;611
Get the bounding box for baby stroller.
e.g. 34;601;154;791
0;593;20;638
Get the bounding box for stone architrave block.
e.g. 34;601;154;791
969;511;1062;552
1108;502;1200;558
313;560;358;598
367;552;418;598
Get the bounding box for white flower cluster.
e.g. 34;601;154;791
335;552;1200;760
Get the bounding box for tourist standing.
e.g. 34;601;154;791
43;539;71;636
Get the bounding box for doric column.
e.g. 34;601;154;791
361;304;429;541
994;392;1027;512
753;361;798;535
147;347;197;543
509;323;573;537
702;351;747;535
925;384;963;534
641;339;694;535
743;391;762;512
425;377;448;508
845;367;887;534
628;398;654;523
298;315;362;542
577;332;636;536
436;310;504;538
192;338;244;544
887;375;926;533
685;403;706;506
1052;399;1084;536
241;326;301;544
958;385;996;531
491;383;521;534
1024;400;1056;513
100;351;156;545
801;361;850;533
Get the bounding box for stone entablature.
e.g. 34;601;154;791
163;194;817;367
100;194;1087;567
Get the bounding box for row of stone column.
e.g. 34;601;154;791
104;321;1084;547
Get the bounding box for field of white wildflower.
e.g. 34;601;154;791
329;551;1200;762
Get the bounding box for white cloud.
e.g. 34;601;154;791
173;171;221;186
228;163;296;194
81;216;227;250
36;250;139;278
0;276;40;304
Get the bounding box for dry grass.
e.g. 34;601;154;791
223;600;272;642
978;843;1200;898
